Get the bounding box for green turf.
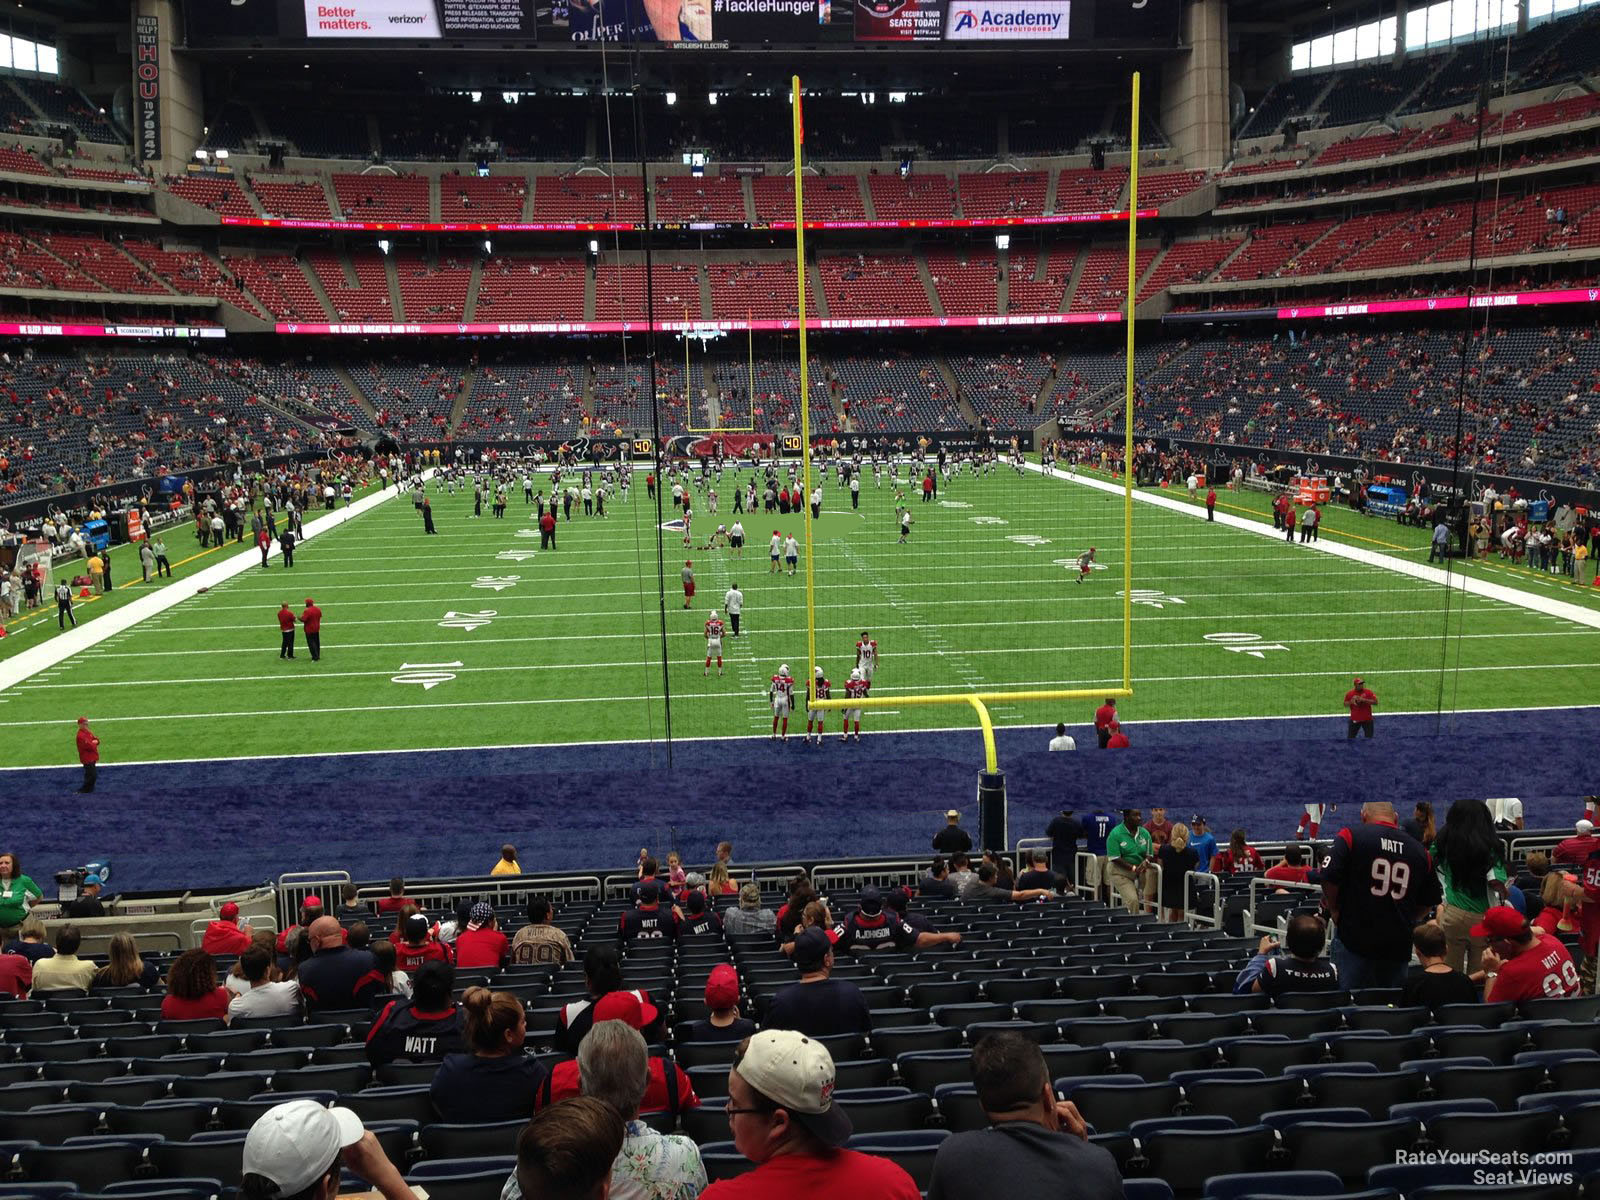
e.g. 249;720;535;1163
3;464;1598;767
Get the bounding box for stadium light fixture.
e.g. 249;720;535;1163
587;239;599;255
377;239;391;255
470;91;482;103
502;92;518;104
707;91;718;106
994;233;1010;250
482;239;492;255
665;91;678;105
214;149;229;161
193;149;209;161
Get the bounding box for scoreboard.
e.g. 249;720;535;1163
186;0;1177;46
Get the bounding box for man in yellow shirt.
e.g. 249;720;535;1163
32;925;99;991
490;844;521;876
87;552;105;593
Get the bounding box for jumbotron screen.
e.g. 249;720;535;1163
185;0;1177;45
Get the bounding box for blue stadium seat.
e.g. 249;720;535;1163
1070;1081;1184;1132
1280;1118;1420;1182
845;1131;947;1192
1138;1125;1277;1194
1122;1179;1175;1200
1203;1170;1347;1200
419;1126;524;1158
1258;1107;1371;1130
405;1159;517;1200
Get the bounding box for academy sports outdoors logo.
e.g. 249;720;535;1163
945;0;1069;38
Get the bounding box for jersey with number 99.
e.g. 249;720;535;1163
1321;821;1442;962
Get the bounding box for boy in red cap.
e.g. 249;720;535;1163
1474;905;1580;1003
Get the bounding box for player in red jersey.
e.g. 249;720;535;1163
805;666;830;745
769;664;795;741
704;609;725;677
855;632;879;682
842;667;870;742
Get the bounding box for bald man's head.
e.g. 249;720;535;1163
308;916;343;949
1361;801;1396;823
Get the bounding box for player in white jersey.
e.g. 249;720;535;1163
842;668;869;742
783;535;799;576
729;521;745;557
769;664;795;740
1296;802;1336;841
805;666;831;746
704;610;725;677
855;632;878;681
769;531;782;574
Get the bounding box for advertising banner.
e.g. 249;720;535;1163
133;14;160;163
943;0;1069;40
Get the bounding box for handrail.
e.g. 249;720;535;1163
355;875;604;910
1185;870;1222;930
1246;875;1325;937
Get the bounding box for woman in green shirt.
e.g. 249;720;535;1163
1432;799;1508;977
0;853;42;938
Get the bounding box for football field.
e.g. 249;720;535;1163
3;463;1599;768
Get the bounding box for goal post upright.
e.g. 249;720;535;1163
793;75;819;703
792;73;1141;844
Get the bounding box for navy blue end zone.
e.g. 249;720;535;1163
4;706;1588;891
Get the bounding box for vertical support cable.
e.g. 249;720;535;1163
631;53;673;762
1122;71;1141;694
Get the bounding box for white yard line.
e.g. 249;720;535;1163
13;628;1595;692
0;479;423;695
4;662;1596;730
1031;464;1600;632
4;700;1597;771
75;606;1489;652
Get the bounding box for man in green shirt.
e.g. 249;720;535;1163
1105;809;1154;914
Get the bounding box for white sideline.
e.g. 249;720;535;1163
1034;464;1600;631
0;477;421;694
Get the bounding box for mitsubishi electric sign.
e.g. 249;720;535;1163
944;0;1069;37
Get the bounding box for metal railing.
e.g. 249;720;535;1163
1245;876;1325;938
1185;871;1223;930
277;870;351;928
356;875;605;914
811;860;925;894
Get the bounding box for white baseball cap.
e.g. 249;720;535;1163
736;1029;852;1147
243;1100;364;1195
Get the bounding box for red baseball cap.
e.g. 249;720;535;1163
1470;905;1529;940
303;896;323;909
593;990;660;1030
219;902;240;920
704;964;739;1011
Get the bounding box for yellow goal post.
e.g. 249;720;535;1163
790;72;1142;775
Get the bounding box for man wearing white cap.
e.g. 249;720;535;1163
700;1029;919;1198
932;810;971;854
242;1099;417;1200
